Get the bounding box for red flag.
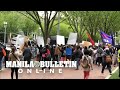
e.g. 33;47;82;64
86;32;95;46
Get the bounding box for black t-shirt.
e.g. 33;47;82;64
84;49;89;55
74;49;83;59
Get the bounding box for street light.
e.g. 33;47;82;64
3;22;7;45
57;12;60;35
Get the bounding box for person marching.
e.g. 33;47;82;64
101;49;112;75
96;45;104;66
81;54;92;79
9;47;20;79
81;47;92;79
74;46;83;70
23;43;32;65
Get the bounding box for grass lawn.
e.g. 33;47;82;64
109;69;120;79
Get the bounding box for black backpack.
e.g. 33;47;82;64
89;49;93;56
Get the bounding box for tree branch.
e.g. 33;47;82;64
48;12;58;34
18;11;36;23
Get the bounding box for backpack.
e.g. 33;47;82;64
97;48;103;54
82;55;91;68
89;49;93;56
105;54;112;63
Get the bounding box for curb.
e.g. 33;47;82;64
105;67;119;79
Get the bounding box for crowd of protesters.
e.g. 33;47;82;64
0;41;120;79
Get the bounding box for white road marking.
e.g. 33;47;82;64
105;67;119;79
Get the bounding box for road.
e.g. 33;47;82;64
0;64;117;79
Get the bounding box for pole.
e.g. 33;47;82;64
115;32;116;45
57;12;60;35
4;26;6;45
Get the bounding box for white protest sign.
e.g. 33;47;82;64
11;35;25;49
37;36;44;47
56;35;65;45
17;35;25;47
67;33;77;45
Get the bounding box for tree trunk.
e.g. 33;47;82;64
43;32;49;45
77;34;82;43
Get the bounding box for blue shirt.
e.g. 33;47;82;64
66;48;72;55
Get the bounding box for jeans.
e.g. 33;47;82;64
75;58;80;69
0;56;3;70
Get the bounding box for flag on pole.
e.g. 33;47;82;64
100;31;112;45
86;32;95;46
111;32;115;46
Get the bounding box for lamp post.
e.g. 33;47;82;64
3;22;7;45
57;12;60;35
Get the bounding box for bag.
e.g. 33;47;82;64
97;48;103;54
89;49;93;56
82;55;91;68
105;55;112;63
2;48;6;57
12;53;20;61
82;57;89;68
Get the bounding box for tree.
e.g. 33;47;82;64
19;11;58;44
50;20;73;37
0;11;38;36
62;11;87;42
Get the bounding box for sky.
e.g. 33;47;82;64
38;11;56;19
